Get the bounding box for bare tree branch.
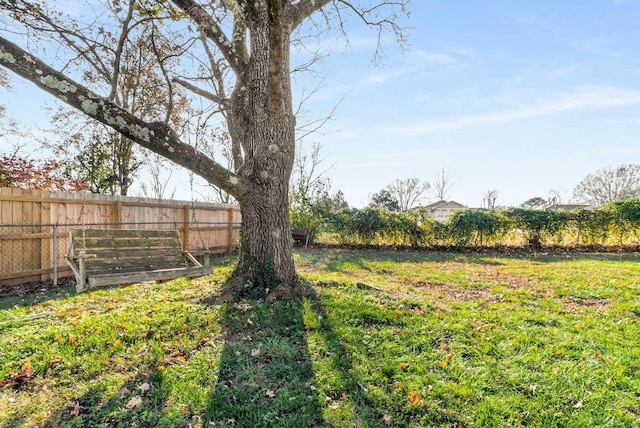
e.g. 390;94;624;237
170;0;246;74
286;0;333;29
174;76;228;105
433;168;453;201
572;164;640;205
0;35;246;199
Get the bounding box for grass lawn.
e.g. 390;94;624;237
1;249;639;427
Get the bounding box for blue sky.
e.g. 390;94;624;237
3;1;640;208
295;0;640;208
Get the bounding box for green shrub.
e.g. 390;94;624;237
447;209;506;248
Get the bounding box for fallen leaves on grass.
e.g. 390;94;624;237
69;402;81;417
126;396;142;409
409;390;422;406
235;303;253;312
118;386;131;398
49;356;63;366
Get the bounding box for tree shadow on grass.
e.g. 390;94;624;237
302;285;467;427
2;283;222;427
301;287;390;426
5;359;192;427
5;292;325;427
0;283;76;311
202;295;324;427
1;279;464;427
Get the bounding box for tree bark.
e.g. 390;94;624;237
220;2;303;300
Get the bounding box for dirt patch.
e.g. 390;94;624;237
467;265;541;290
412;281;504;303
563;296;611;311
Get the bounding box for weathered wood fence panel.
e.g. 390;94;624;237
0;187;241;287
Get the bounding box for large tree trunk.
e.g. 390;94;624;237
225;111;302;300
234;181;301;299
219;2;304;301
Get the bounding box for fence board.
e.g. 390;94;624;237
0;188;241;287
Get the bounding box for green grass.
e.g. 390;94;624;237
1;250;640;427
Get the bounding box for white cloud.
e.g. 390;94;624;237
356;47;475;87
391;86;640;137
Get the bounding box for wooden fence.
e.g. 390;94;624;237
0;187;241;286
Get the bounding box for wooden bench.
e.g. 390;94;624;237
64;228;212;293
291;227;311;248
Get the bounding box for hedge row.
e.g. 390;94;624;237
291;199;640;248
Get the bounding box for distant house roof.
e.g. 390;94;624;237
546;204;593;211
420;200;467;210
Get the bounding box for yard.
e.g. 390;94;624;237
1;249;639;427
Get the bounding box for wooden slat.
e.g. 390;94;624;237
85;257;186;272
72;237;181;250
71;229;180;239
79;248;183;260
87;266;212;288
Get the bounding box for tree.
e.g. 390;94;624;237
137;152;177;199
547;188;562;206
290;141;332;207
325;189;349;211
482;188;498;210
387;177;430;212
42;20;190;195
0;153;87;191
572;164;640;206
369;188;401;212
432;168;453;201
289;141;334;237
521;197;547;209
369;178;430;212
0;0;408;300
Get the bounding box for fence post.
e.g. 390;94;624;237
114;200;122;228
52;223;58;287
227;208;234;252
183;205;191;251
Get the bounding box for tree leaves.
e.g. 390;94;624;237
0;154;87;191
69;402;82;417
408;390;422;406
